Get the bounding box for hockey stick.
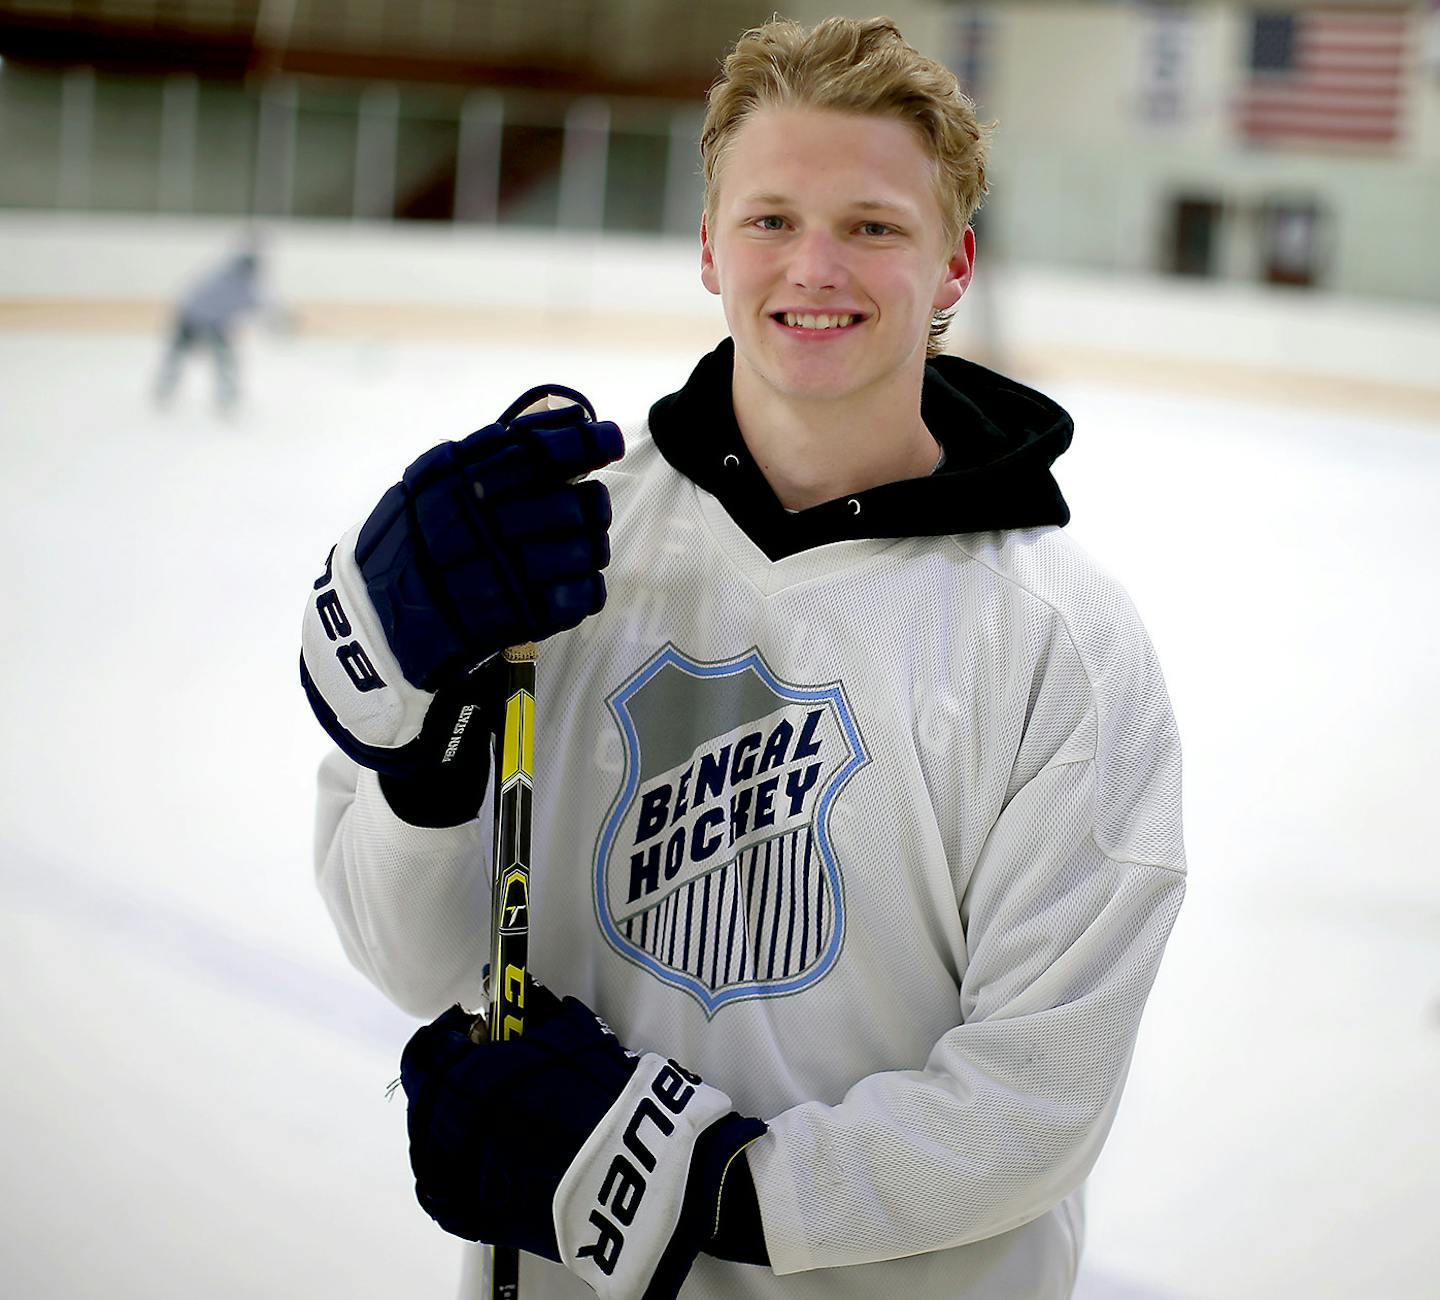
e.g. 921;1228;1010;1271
472;641;537;1300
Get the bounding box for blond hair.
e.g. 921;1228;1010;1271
701;16;990;355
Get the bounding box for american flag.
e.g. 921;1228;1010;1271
1237;6;1411;148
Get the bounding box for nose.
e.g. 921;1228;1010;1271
786;229;844;293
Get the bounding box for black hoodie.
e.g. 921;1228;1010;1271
648;338;1074;563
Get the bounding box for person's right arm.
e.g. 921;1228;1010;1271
302;386;622;1015
315;751;494;1015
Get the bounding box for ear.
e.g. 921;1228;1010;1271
700;214;721;297
933;225;976;311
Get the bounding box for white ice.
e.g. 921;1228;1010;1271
1;319;1437;1300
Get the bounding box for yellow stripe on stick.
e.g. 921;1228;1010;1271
502;690;535;781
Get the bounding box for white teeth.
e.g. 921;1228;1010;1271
781;312;856;330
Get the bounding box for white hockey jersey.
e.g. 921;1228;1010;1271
314;344;1186;1299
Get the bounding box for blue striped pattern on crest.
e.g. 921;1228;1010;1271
618;828;831;993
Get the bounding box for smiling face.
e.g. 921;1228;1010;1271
701;106;973;409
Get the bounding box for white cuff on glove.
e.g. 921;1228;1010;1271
300;521;433;753
553;1052;735;1298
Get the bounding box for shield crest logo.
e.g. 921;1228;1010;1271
595;644;867;1015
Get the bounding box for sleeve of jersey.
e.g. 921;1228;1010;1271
746;586;1187;1275
315;748;494;1018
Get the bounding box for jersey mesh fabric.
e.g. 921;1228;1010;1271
737;528;1184;1275
317;756;492;1015
314;426;1186;1299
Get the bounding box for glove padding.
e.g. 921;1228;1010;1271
300;385;622;795
401;978;767;1299
359;387;622;692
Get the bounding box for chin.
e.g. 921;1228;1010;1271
766;365;864;403
754;345;867;400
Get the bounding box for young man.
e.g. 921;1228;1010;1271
301;17;1186;1300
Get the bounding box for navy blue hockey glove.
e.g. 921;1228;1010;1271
400;977;768;1299
300;386;622;821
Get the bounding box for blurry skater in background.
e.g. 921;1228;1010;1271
301;16;1187;1300
154;241;284;412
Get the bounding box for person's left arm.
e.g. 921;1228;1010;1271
746;575;1185;1272
752;770;1184;1272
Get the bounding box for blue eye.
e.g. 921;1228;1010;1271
756;216;786;231
859;222;892;237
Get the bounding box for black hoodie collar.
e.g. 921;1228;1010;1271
647;338;1074;562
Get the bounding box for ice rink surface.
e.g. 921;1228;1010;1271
2;325;1437;1299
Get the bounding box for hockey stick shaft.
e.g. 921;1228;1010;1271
486;642;536;1300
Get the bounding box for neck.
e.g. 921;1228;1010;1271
731;354;940;512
